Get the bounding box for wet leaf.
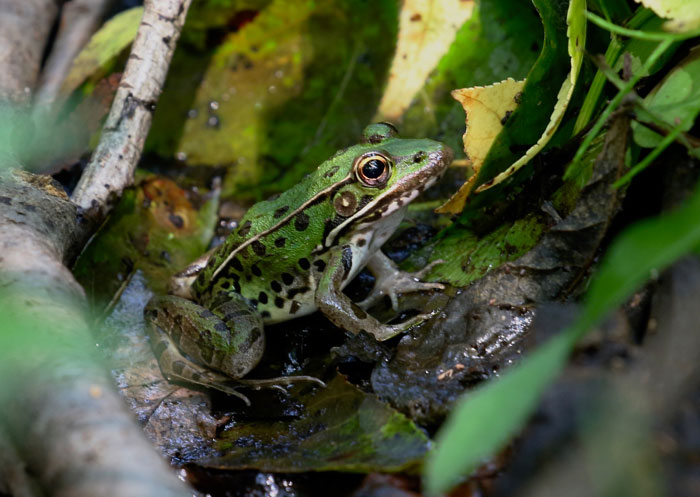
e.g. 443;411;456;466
632;46;700;148
147;0;398;199
73;174;218;307
209;374;429;473
375;0;475;122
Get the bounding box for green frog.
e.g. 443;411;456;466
145;123;452;404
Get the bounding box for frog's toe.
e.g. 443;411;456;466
359;261;445;311
238;375;326;389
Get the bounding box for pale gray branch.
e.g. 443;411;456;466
71;0;193;219
0;0;57;102
35;0;113;105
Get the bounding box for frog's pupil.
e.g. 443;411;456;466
363;159;384;179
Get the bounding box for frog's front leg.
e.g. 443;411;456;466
316;246;437;341
357;251;444;311
145;293;265;403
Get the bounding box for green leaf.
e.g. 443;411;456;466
632;48;700;148
62;7;143;95
424;178;700;496
450;0;571;211
147;0;398;200
209;374;429;473
400;0;543;154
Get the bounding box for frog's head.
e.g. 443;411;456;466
319;123;452;248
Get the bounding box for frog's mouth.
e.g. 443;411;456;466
322;145;452;248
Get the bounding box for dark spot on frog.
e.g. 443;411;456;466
238;220;252;236
251;240;266;256
289;300;301;314
214;321;228;332
341;245;353;278
501;110;513;125
160;250;171;262
249;299;258;309
274;297;285;308
324;165;339;178
19;202;36;212
261;310;271;319
200;346;213;363
220;281;231;289
169;213;184;229
514;92;523;104
153;340;168;358
172;361;185;375
258;291;268;304
287;287;309;299
295;212;310;231
357;238;366;247
275;237;286;247
410;13;422;21
162;36;171;46
232;257;243;272
274;206;290;218
281;272;294;285
358;195;374;210
223;309;249;320
250;327;262;342
233;281;241;293
413;151;426;163
198;309;216;318
0;196;12;205
251;264;262;277
313;260;326;272
271;280;282;292
298;258;310;270
351;303;368;320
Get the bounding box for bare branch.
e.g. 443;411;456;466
35;0;113;105
71;0;193;220
0;0;57;102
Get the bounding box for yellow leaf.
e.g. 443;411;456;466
375;0;475;122
473;0;585;195
634;0;700;32
435;78;525;214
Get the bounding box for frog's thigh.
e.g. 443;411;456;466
315;245;387;337
145;294;264;379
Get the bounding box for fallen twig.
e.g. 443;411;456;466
35;0;113;106
71;0;193;221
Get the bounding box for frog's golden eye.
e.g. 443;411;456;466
354;152;392;187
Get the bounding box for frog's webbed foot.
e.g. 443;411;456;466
357;252;445;311
317;246;442;341
238;375;326;391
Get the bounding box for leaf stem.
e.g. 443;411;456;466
566;38;673;180
586;11;700;41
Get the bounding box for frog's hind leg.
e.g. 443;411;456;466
145;307;252;405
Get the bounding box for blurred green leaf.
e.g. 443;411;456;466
632;47;700;148
62;7;143;96
424;178;700;496
147;0;398;199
